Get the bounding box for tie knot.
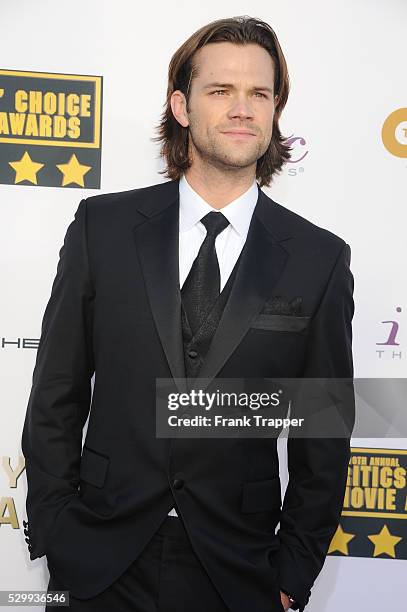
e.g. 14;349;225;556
200;211;229;238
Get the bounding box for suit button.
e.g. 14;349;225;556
173;478;184;489
187;349;198;359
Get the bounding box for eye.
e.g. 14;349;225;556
211;90;267;99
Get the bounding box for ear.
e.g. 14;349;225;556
170;90;189;128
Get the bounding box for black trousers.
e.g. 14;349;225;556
45;515;229;611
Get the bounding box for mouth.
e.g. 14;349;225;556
221;131;256;139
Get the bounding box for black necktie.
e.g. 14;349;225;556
181;211;230;336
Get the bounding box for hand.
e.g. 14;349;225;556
280;590;291;610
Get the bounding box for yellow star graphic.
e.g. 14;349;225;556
368;524;402;558
328;524;355;555
9;151;44;185
56;154;91;187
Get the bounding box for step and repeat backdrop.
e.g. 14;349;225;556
0;1;405;610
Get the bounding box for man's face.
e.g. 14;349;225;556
174;42;277;172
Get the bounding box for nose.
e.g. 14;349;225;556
227;95;255;121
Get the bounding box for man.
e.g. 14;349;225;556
22;15;355;612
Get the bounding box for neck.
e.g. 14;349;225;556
183;165;256;210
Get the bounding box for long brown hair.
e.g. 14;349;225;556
152;15;292;187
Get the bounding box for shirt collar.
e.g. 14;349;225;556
179;174;259;239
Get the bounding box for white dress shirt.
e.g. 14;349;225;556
168;173;259;516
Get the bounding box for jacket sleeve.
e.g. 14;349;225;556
275;242;355;611
21;198;95;560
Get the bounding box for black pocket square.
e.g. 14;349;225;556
260;295;303;316
251;296;310;331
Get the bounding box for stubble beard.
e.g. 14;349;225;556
188;123;268;172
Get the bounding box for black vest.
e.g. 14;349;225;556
181;250;243;380
169;252;243;515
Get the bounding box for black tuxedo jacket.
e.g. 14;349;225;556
21;178;355;612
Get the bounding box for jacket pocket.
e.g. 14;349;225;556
241;476;281;513
250;314;310;332
79;446;110;488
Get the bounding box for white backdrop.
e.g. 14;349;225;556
0;1;406;610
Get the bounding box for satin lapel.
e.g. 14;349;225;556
196;187;291;387
132;181;187;392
